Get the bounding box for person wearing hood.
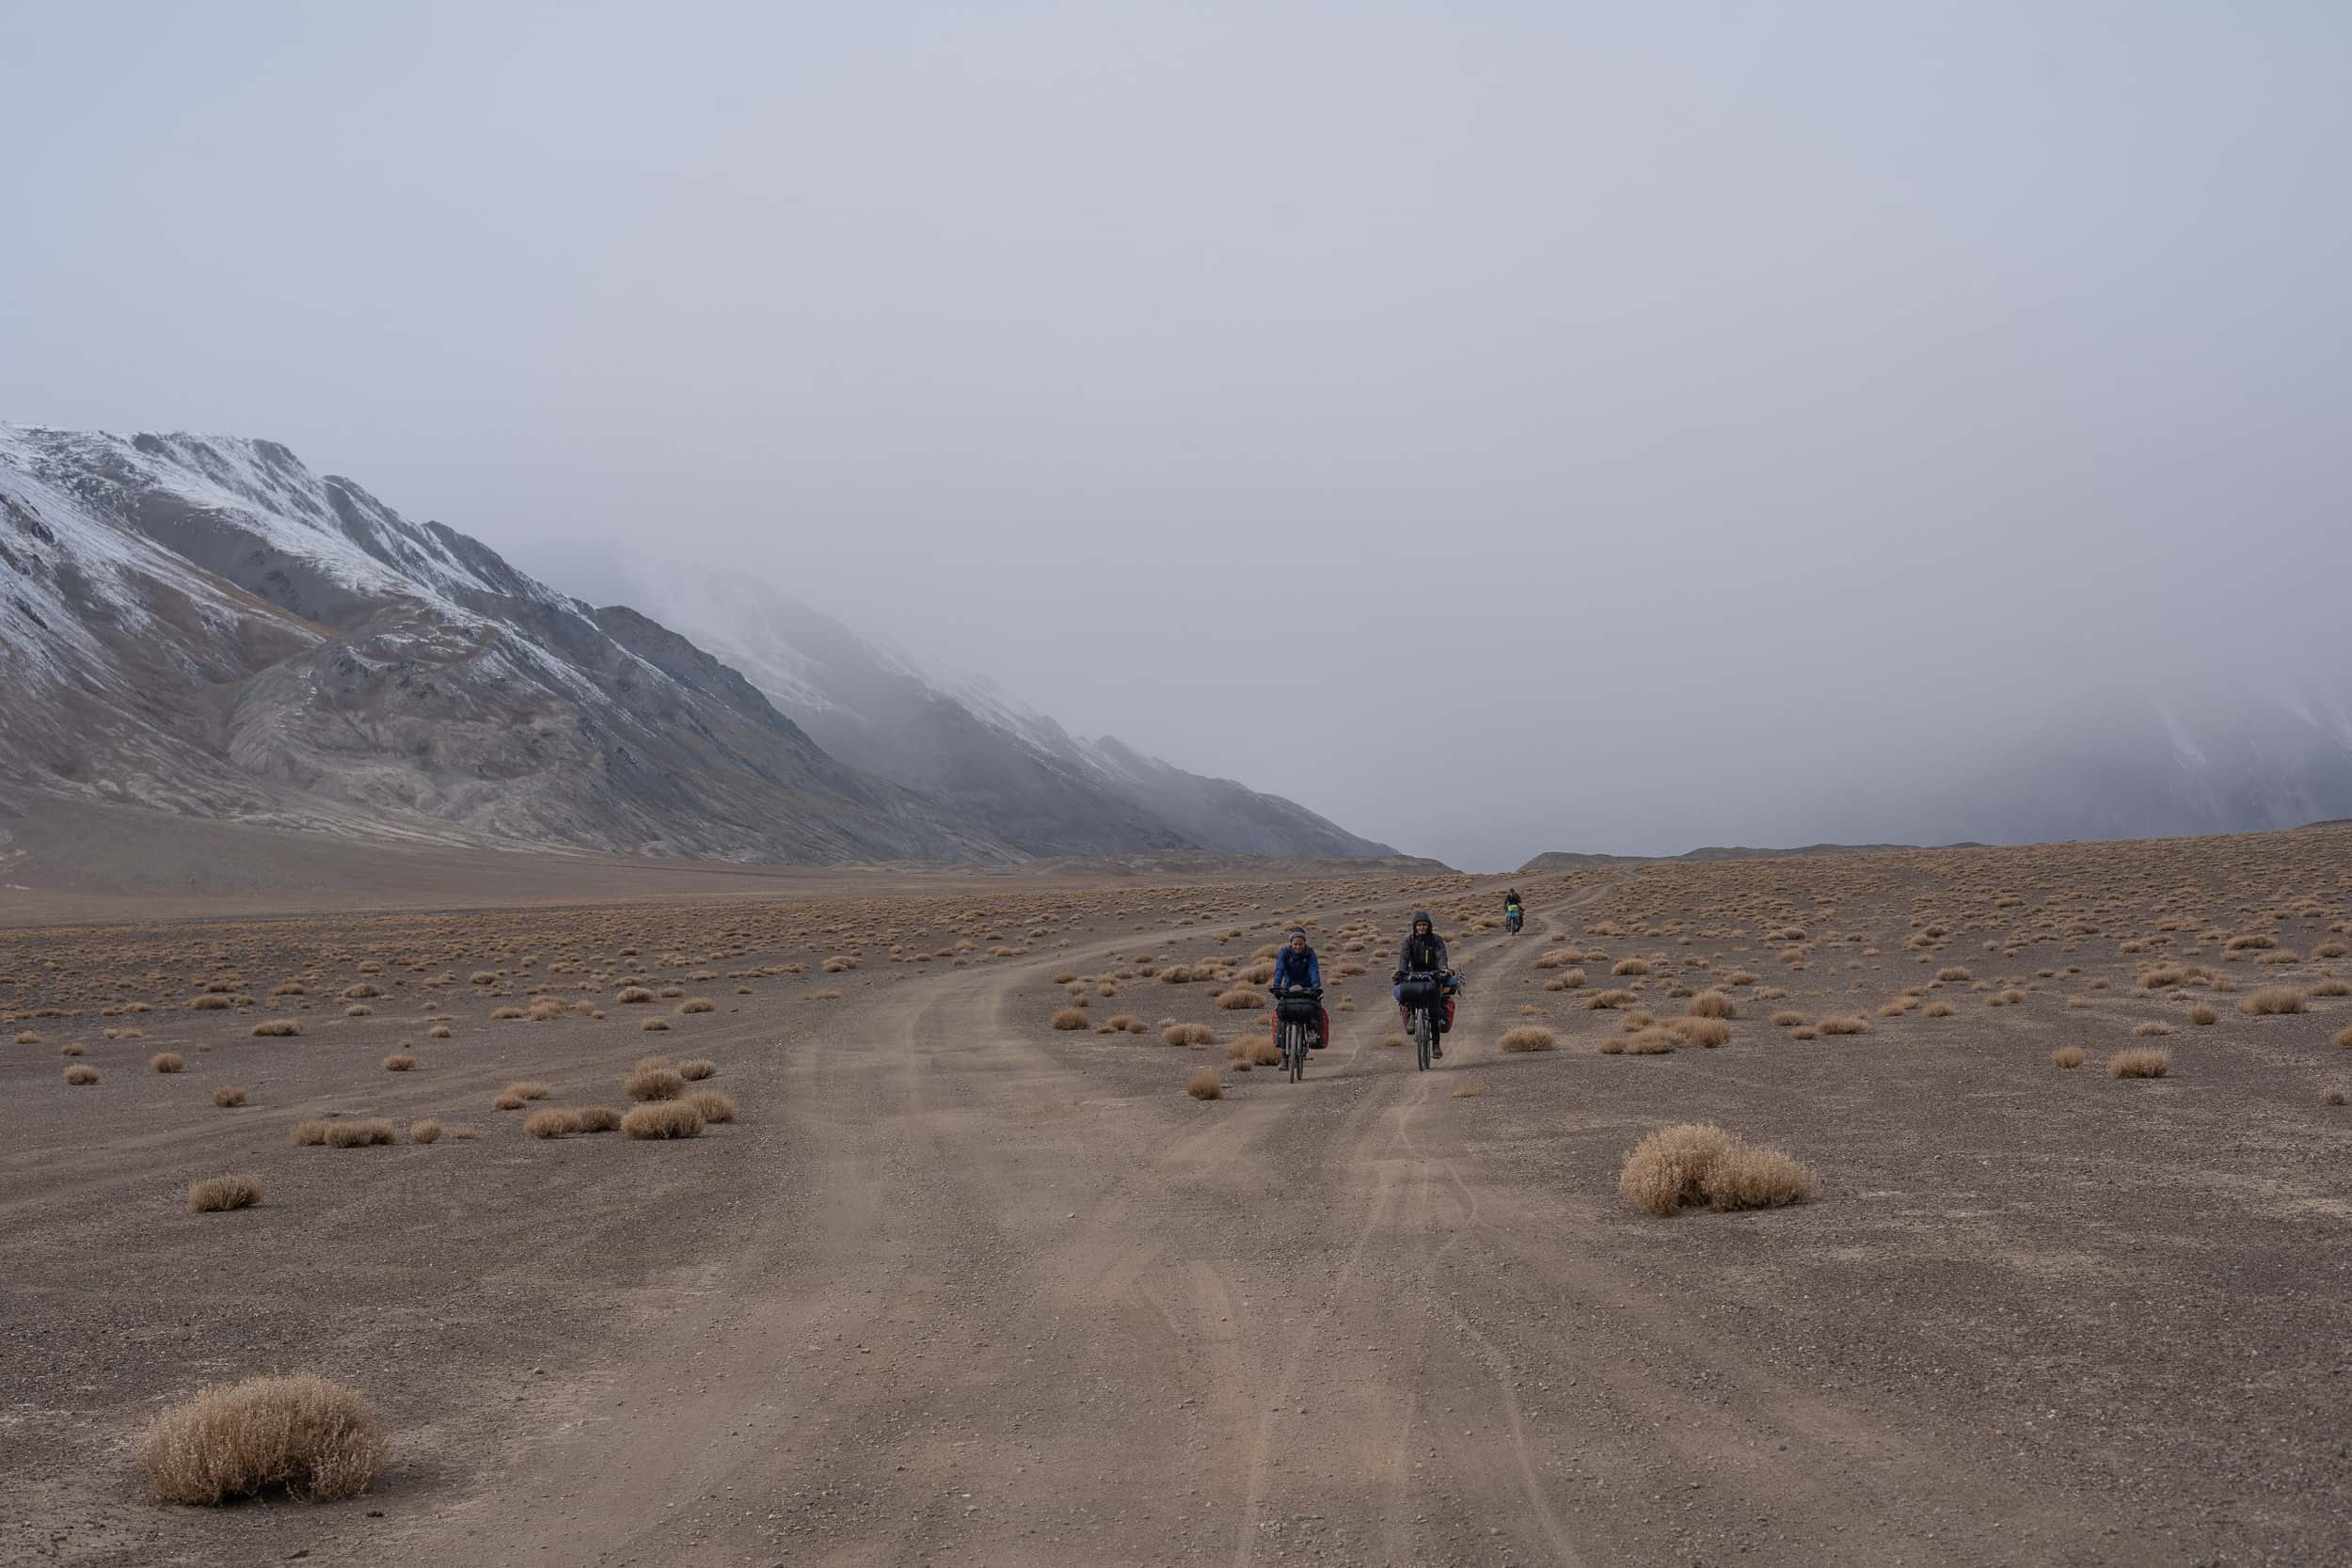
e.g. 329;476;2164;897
1391;911;1458;1053
1269;927;1328;1051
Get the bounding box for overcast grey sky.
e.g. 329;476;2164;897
5;3;2349;868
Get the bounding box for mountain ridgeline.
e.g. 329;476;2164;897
0;426;1395;866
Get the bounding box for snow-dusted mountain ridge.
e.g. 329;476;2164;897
0;425;1393;864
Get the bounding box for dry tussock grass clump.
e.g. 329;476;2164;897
424;1023;452;1039
1051;1007;1089;1031
2187;1003;2219;1025
524;1107;581;1138
140;1374;383;1505
14;1031;40;1045
2224;933;2277;951
639;1017;670;1033
1534;948;1581;969
1103;1013;1147;1034
1498;1025;1556;1053
572;1106;622;1132
1670;1017;1731;1049
251;1020;301;1037
188;993;234;1011
2312;978;2352;998
1588;989;1638;1010
2052;1046;2086;1069
1618;1123;1818;1216
1612;1026;1676;1055
1921;1000;1956;1017
1185;1068;1222;1101
677;997;716;1014
1612;958;1650;977
1216;988;1266;1011
1684;990;1736;1019
382;1053;416;1071
1935;967;1972;982
684;1088;736;1123
343;1006;373;1019
1770;1010;1804;1027
151;1052;184;1073
625;1066;686;1101
616;987;654;1005
622;1101;706;1139
64;1064;99;1085
489;1007;527;1022
1161;1022;1214;1048
2335;1026;2352;1050
2109;1048;2170;1079
2240;988;2305;1016
1818;1016;1869;1036
1543;968;1587;991
2324;1087;2347;1106
2134;1021;2173;1037
409;1120;442;1144
212;1085;246;1107
1450;1078;1486;1098
187;1174;262;1212
676;1058;716;1081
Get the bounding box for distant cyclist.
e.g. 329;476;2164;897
1391;911;1459;1056
1269;927;1327;1051
1502;888;1525;932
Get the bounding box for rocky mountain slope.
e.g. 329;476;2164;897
0;425;1397;867
644;579;1399;860
0;426;1014;863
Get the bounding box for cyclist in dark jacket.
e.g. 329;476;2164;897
1269;927;1328;1050
1391;911;1458;1053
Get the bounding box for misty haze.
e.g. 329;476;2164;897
4;7;2349;1567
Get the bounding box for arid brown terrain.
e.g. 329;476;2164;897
6;828;2351;1566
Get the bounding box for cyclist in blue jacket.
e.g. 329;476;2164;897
1269;927;1328;1051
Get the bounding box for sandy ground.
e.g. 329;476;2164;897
5;832;2350;1566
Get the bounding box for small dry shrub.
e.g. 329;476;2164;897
677;997;715;1014
1618;1026;1676;1055
1216;988;1266;1011
2052;1046;2086;1069
2335;1026;2352;1050
506;1080;552;1101
1185;1068;1222;1100
2240;988;2305;1016
188;994;234;1011
409;1120;442;1144
1104;1013;1146;1034
676;1058;716;1081
1818;1016;1869;1036
616;987;654;1005
1051;1007;1089;1031
640;1017;670;1033
251;1020;300;1037
2187;1004;2218;1025
2324;1088;2347;1106
151;1052;185;1073
491;1092;525;1111
2109;1048;2170;1079
1588;989;1638;1010
1543;968;1587;991
139;1374;382;1504
2312;978;2352;998
382;1053;416;1071
1921;1000;1955;1018
187;1174;263;1212
524;1107;580;1139
1161;1022;1214;1047
1450;1078;1486;1098
212;1085;247;1108
290;1120;329;1145
1612;958;1650;977
684;1088;736;1123
1671;1017;1731;1049
64;1064;99;1085
425;1023;452;1039
626;1067;685;1101
622;1101;706;1139
1685;990;1736;1019
1935;967;1971;982
1498;1025;1555;1053
1790;1025;1819;1039
1770;1010;1804;1027
489;1007;527;1022
1618;1123;1818;1216
573;1106;622;1132
14;1031;39;1045
2134;1021;2173;1037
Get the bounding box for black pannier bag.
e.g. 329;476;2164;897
1277;993;1321;1022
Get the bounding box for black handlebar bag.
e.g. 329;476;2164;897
1277;993;1321;1023
1394;976;1443;1011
